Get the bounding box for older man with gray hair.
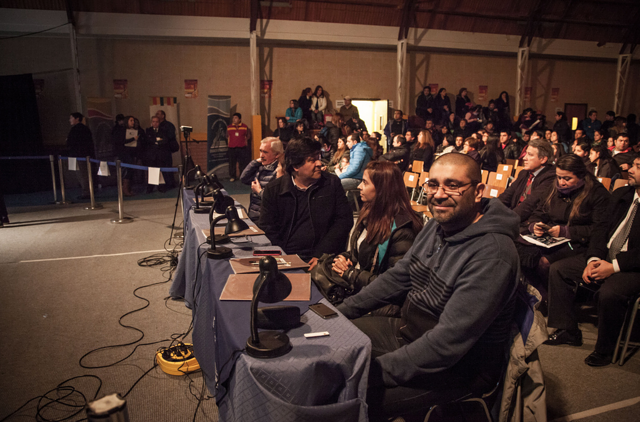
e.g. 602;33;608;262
240;137;283;222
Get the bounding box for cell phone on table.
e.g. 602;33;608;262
309;303;338;319
253;249;282;256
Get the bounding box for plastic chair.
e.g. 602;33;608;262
404;171;420;201
597;177;611;191
483;185;505;198
423;382;499;422
612;294;640;366
514;167;524;180
412;160;424;173
346;190;361;217
612;178;629;191
481;170;489;183
505;159;517;168
497;164;514;177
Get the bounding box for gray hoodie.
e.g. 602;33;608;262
338;198;521;387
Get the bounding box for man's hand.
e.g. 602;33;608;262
620;163;630;171
251;178;262;194
308;257;319;271
582;260;599;283
590;260;615;280
332;255;352;276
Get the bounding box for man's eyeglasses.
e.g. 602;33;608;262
424;181;475;196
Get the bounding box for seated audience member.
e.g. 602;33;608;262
570;129;586;152
446;112;458;134
409;130;435;172
544;129;552;142
293;120;306;139
259;137;353;264
310;85;327;127
337;153;520;422
327;137;349;173
553;111;572;144
592;129;606;147
323;113;343;147
415;86;434;121
600;110;616;136
346;112;368;134
380;135;411;172
550;143;564;166
484;120;496;136
455;87;472;119
339;132;373;191
462;137;482;166
480;134;504;172
483;100;499;123
549;130;567;153
545;156;640;367
626;114;638;146
517;154;610;286
587;144;620;179
500;130;523;161
404;129;416;148
434;87;451;126
317;134;334;165
332;161;423;308
383;110;408;151
298;87;313;122
240;137;283;222
465;105;483;133
453;119;472;139
582;110;602;141
452;135;465;152
499;139;555;221
285;99;303;125
573;141;591;164
339;96;358;122
367;138;383;161
273;117;293;147
609;116;627;139
334;154;350;177
494;91;512;131
518;108;541;132
611;134;636;171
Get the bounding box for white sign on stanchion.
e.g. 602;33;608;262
68;157;77;171
148;167;165;185
98;161;110;176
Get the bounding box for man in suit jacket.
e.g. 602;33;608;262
545;155;640;366
499;139;555;222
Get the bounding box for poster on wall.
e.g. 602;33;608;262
429;84;439;95
524;87;532;102
33;79;44;98
551;88;559;102
261;80;273;98
185;79;198;98
478;85;488;101
207;95;231;176
113;80;128;99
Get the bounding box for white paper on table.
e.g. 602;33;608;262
98;161;110;176
148;167;165;185
68;157;77;171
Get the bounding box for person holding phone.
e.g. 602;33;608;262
331;161;423;314
240;137;283;223
517;154;610;289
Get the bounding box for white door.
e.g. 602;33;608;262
373;100;389;152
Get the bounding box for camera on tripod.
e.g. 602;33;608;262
180;125;193;134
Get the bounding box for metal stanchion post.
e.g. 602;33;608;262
172;164;184;239
84;156;103;210
49;155;60;204
57;156;72;205
111;160;133;224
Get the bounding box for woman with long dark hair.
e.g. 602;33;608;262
588;144;620;178
434;88;451;126
273;117;293;147
285;99;302;125
298;87;312;122
121;115;144;196
494;91;511;131
480;134;504;172
327;137;349;173
310;85;327;127
455;87;472;119
518;154;610;285
332;161;423;303
553;111;572;144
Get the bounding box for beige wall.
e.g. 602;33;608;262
1;35;639;150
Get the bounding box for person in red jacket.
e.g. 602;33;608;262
227;113;252;181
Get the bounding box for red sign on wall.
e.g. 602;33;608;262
478;85;488;101
261;80;273;98
113;79;128;99
185;79;198;98
524;87;532;102
551;88;559;102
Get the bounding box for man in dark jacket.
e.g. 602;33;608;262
499;138;556;222
545;156;640;367
67;112;95;199
240;137;283;223
259;137;353;265
380;135;411;172
612;134;636;171
144;116;177;192
500;130;522;160
383;110;408;151
337;153;520;421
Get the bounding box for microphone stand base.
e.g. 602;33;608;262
110;217;134;224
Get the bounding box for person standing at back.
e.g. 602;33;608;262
227;112;252;182
67;112;95;200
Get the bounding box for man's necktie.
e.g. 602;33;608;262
608;198;639;262
519;173;534;204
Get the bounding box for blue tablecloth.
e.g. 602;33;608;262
170;189;371;422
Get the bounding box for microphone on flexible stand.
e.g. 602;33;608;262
185;165;202;190
193;179;212;214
